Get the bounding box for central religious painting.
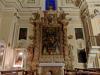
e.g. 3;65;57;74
42;27;62;55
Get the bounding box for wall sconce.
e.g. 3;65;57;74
90;9;100;18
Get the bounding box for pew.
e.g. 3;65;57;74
64;68;100;75
0;68;100;75
0;70;24;75
0;70;37;75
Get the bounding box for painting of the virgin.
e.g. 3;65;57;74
42;27;61;55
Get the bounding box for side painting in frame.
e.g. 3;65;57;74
42;27;61;55
13;49;24;68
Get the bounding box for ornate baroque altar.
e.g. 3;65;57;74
27;8;73;75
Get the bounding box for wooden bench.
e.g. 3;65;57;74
64;69;100;75
0;70;24;75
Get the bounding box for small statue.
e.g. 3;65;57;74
49;6;54;11
48;6;55;14
47;6;57;24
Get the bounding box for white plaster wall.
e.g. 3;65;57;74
0;10;18;69
0;12;12;43
0;11;16;46
0;15;2;37
4;47;14;69
91;17;100;36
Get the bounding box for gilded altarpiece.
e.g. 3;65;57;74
28;9;73;72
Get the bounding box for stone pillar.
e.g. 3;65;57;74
61;66;64;75
41;0;45;10
38;67;42;75
33;24;40;67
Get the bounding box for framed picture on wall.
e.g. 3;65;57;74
19;28;28;40
42;27;62;55
75;28;84;39
13;49;24;68
77;49;87;63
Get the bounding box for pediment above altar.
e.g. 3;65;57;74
30;10;71;26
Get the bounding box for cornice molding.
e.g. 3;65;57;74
0;0;41;13
2;7;17;12
0;0;79;19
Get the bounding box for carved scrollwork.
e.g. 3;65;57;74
30;10;71;26
32;12;40;20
